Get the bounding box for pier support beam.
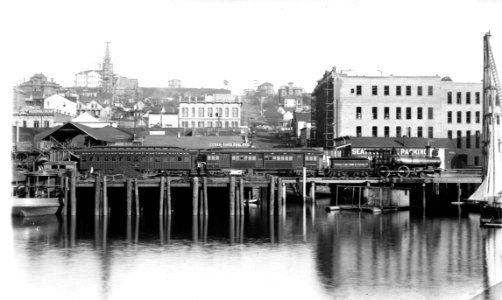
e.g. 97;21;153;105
310;182;316;203
63;176;69;216
277;178;283;215
422;183;427;212
229;176;236;215
269;176;275;215
103;176;108;216
192;177;199;215
94;176;101;215
159;176;165;215
457;183;462;202
203;176;209;216
126;179;132;215
134;178;140;216
167;177;172;216
70;170;77;216
239;177;245;216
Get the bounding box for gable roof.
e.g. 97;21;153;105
72;112;99;123
36;122;114;143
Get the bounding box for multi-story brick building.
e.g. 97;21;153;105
178;94;242;128
312;69;483;166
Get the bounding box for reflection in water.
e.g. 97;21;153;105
9;199;502;300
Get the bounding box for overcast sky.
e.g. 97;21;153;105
3;0;502;94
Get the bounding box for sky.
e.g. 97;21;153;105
2;0;502;96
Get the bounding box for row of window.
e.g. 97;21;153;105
447;111;481;124
447;130;482;149
180;121;239;128
356;107;434;120
232;155;258;161
20;120;51;128
181;107;239;118
356;126;434;138
352;85;434;96
83;156;189;163
447;91;480;104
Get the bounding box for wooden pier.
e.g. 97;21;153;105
55;169;483;216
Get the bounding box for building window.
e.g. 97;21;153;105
417;86;423;96
396;86;402;96
372;126;378;137
457;111;462;123
448;130;453;139
232;108;238;117
396;107;401;119
406;107;411;119
356;126;362;137
447;92;452;104
356;107;362;119
372;85;378;95
198;121;204;128
191;108;195;117
476;131;481;148
475;92;480;104
33;121;39;128
191;121;195;128
350;88;354;94
182;107;188;117
428;107;433;119
466;111;471;123
417;107;423;119
466;130;471;148
23;121;27;127
474;156;479;166
384;107;389;119
217;108;223;117
384;86;389;96
407;127;411;137
384;126;390;137
231;121;238;128
466;92;471;104
428;127;433;138
457;92;462;104
207;121;213;128
447;111;452;123
356;85;362;95
198;108;204;117
396;126;402;138
428;86;433;96
208;108;213;117
225;121;229;128
457;131;462;148
476;111;480;123
417;126;423;138
44;121;50;127
372;107;378;119
406;85;411;96
225;108;229;118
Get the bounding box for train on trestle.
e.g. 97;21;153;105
74;146;442;178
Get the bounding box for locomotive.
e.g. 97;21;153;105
366;149;441;178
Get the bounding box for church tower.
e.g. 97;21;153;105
101;42;114;94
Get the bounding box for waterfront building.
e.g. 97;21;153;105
312;68;482;167
178;94;242;128
44;94;77;117
75;70;102;88
16;73;62;107
278;82;304;109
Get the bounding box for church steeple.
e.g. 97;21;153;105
101;42;114;94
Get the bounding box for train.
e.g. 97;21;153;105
74;146;442;178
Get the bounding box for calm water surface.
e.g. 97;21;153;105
8;198;502;300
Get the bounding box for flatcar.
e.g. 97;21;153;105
199;148;324;176
76;146;194;176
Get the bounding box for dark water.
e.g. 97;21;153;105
7;198;502;300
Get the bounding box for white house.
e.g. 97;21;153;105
44;94;77;117
77;99;104;118
148;111;179;128
75;70;102;88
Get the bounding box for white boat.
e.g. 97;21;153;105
12;197;62;217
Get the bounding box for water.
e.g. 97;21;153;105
7;198;502;300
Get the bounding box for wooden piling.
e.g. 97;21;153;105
269;176;275;215
103;176;108;216
134;178;140;216
63;175;69;216
70;170;77;216
239;177;245;215
310;182;316;203
94;176;101;215
159;176;165;215
277;178;283;215
203;176;208;215
229;176;236;215
302;167;307;202
192;177;199;215
126;179;132;216
457;183;462;202
167;177;172;215
422;183;427;211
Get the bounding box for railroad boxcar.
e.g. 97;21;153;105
76;146;194;176
199;148;323;176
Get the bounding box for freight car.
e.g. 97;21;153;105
76;146;195;176
199;148;324;176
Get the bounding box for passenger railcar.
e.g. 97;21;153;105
76;146;194;176
199;148;323;176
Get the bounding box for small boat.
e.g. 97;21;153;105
12;169;64;217
244;198;259;205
